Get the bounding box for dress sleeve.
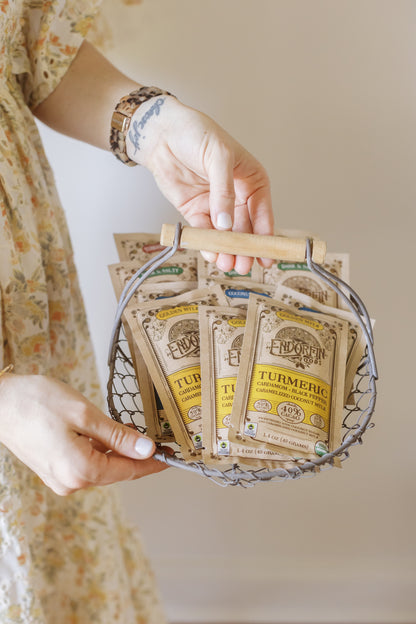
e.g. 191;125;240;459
13;0;102;110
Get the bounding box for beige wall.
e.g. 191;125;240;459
39;1;415;622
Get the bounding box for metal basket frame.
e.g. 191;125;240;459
107;224;378;487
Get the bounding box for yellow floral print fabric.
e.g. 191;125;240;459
0;1;166;622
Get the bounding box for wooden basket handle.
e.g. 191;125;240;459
160;224;326;264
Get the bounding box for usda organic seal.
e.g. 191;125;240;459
315;441;329;457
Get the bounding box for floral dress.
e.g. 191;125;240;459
0;1;166;622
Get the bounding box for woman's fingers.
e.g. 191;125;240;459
73;406;156;460
245;170;275;268
204;142;235;273
79;438;167;486
230;202;254;276
203;141;274;273
49;438;167;495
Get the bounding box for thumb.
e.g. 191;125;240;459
76;410;156;460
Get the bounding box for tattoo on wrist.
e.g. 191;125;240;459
128;97;166;155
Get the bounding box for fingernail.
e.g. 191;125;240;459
134;437;154;458
216;212;232;230
201;250;218;263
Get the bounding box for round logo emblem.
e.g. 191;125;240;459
254;399;272;412
310;413;325;429
277;401;304;423
188;405;202;420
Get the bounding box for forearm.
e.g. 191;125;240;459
33;41;140;151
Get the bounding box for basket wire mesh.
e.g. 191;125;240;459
107;224;378;487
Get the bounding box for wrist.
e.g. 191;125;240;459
109;86;176;166
125;95;177;167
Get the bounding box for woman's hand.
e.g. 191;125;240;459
0;373;167;496
33;41;273;274
126;96;274;276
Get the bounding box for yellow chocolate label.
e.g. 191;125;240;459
215;377;236;429
276;310;323;331
228;318;246;328
156;304;198;320
167;365;201;425
247;363;331;432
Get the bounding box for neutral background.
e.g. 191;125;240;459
38;1;415;622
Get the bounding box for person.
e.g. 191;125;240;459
0;1;274;622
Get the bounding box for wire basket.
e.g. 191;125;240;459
107;224;377;487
